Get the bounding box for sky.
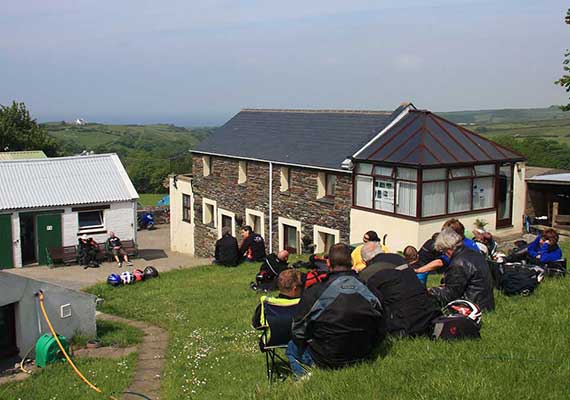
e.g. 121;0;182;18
1;0;569;126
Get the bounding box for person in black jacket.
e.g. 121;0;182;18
288;244;385;376
213;227;239;266
253;250;290;290
428;228;495;311
239;225;266;262
359;242;441;337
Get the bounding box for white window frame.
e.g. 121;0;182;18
313;225;340;254
317;172;326;199
202;197;217;227
278;216;302;254
280;167;290;192
245;208;265;237
203;156;211;177
78;209;105;233
238;160;247;184
217;208;236;238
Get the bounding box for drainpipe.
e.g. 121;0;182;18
268;162;273;253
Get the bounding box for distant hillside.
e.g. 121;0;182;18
439;105;568;124
42;122;214;193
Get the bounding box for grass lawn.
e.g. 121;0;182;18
84;243;570;400
71;319;143;348
138;193;165;207
0;354;138;400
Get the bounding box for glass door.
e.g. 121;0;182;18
497;164;513;228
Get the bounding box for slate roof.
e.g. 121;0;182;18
0;154;139;211
356;110;525;166
193;106;409;171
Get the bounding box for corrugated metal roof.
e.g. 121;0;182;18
357;110;525;166
0;154;139;211
192;106;407;170
527;173;570;184
0;151;47;160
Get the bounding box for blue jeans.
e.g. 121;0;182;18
286;340;313;377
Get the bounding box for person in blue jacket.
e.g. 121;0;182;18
528;228;563;264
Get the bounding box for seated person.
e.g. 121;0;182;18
288;244;385;376
107;232;132;268
360;242;441;337
528;228;563;264
473;229;498;259
213;226;239;266
78;234;100;269
403;245;428;286
254;250;290;291
239;225;267;262
428;228;495;311
351;230;390;272
252;269;303;329
416;219;478;274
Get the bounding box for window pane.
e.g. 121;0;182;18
422;182;446;217
326;174;336;196
475;164;495;176
473;177;494;210
374;179;395;212
450;168;472;178
355;175;373;208
356;163;373;174
422;168;446;181
396;181;417;216
374;166;393;177
397;167;417;181
79;211;103;229
448;180;472;213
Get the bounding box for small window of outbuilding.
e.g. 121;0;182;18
78;210;104;232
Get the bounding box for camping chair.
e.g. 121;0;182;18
254;295;300;382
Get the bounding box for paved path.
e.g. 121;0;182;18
5;225;209;290
98;312;168;400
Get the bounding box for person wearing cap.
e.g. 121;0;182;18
351;230;390;272
78;234;100;269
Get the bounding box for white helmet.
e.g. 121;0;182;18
444;299;482;326
120;271;134;285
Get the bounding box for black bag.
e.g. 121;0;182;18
499;265;540;296
432;315;481;340
543;260;567;278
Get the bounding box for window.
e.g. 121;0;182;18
396;181;417;216
326;174;336;197
217;208;236;238
374;179;395;211
422;181;446;217
78;210;104;231
280;167;290;192
202;198;217;227
313;225;340;254
182;194;192;223
245;208;265;237
278;217;301;254
355;175;373;208
203;156;211;176
238;161;247;184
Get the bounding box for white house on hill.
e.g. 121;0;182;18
0;154;139;269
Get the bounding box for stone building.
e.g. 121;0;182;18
171;103;526;257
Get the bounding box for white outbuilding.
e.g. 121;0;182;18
0;154;139;269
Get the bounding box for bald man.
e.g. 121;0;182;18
255;250;290;291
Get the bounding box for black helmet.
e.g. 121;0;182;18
143;266;159;279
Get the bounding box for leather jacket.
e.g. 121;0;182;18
429;245;495;311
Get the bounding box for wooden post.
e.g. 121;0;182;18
553;202;559;226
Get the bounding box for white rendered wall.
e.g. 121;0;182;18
170;177;195;255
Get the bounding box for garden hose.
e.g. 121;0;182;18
19;344;35;374
37;290;120;400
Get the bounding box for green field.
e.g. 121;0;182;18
138;193;165;207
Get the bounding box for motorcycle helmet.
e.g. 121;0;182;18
107;273;122;287
143;266;159;279
132;269;145;282
120;271;134;285
444;300;482;326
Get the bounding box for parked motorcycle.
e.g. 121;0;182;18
138;212;155;230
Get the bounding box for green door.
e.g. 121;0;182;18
37;214;62;265
0;214;14;269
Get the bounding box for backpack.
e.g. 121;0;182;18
499;265;540;296
543;260;567;278
432;315;481;340
302;270;329;289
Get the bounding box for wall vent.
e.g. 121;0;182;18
60;304;72;319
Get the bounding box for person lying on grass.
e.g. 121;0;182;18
288;243;385;377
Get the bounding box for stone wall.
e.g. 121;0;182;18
191;155;352;257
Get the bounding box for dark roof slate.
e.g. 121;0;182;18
192;108;402;170
358;110;525;166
